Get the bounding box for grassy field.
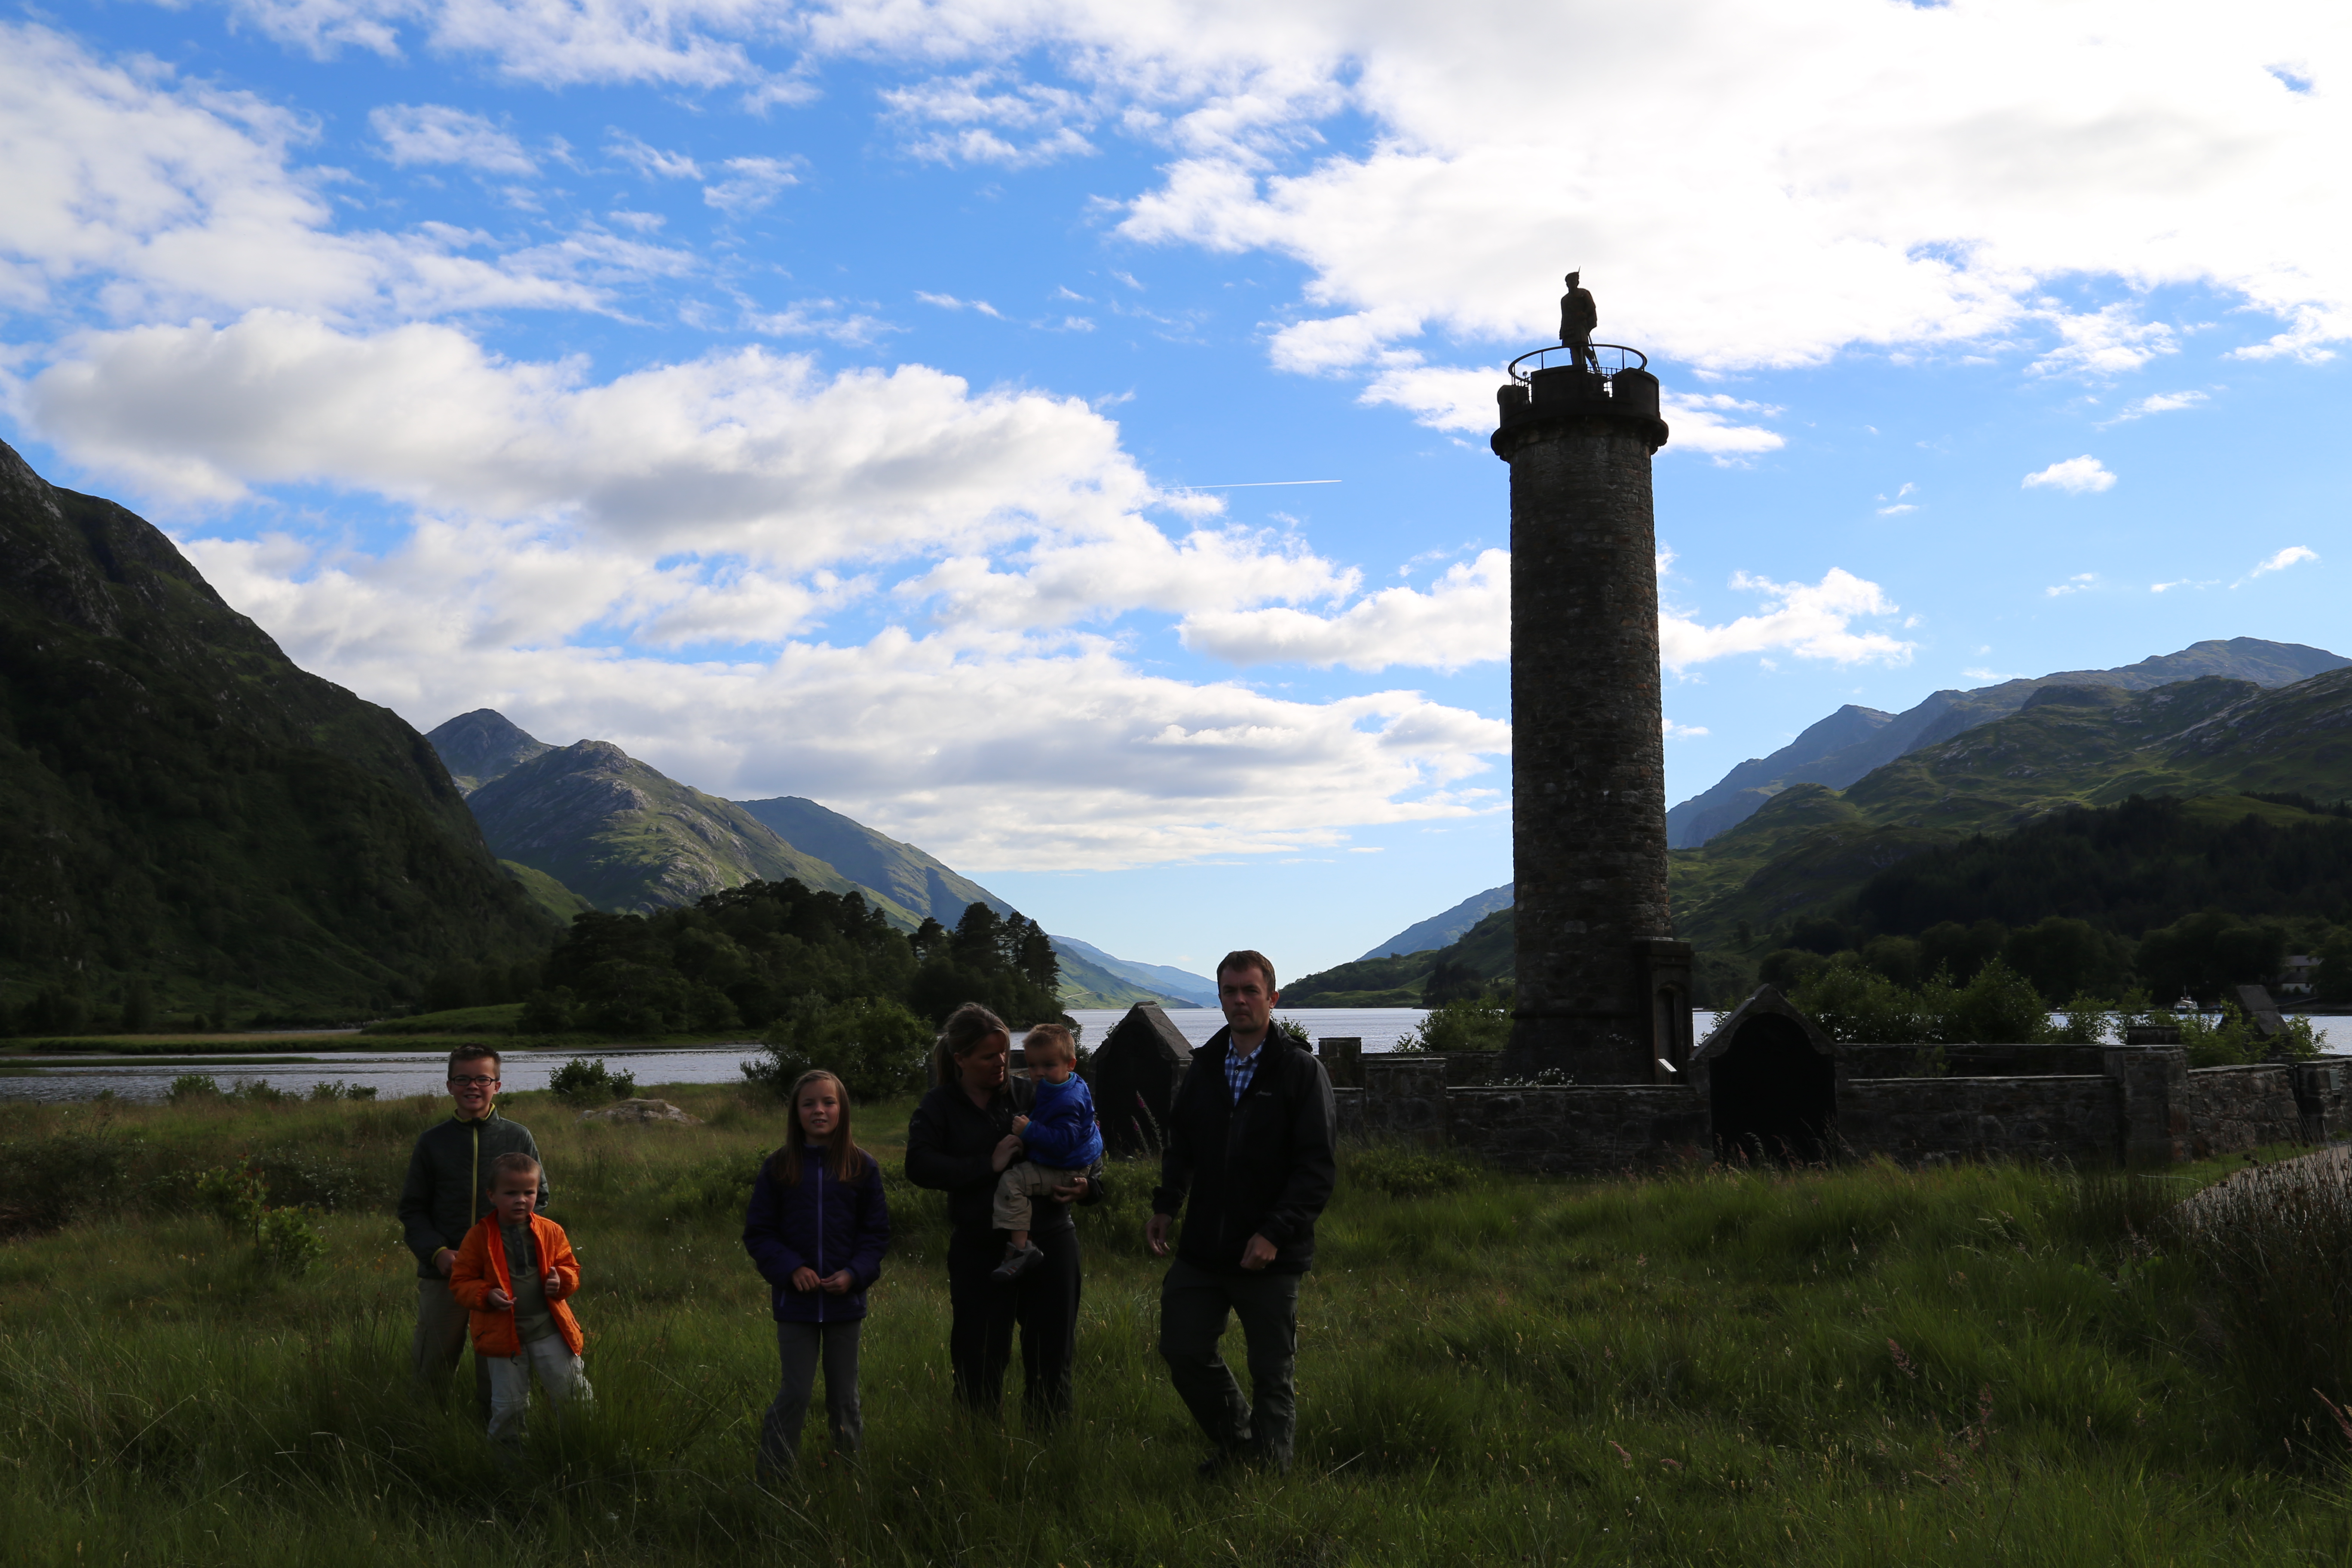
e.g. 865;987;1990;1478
4;1086;2351;1566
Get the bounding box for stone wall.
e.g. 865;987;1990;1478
1838;1076;2116;1166
1341;1047;2352;1173
2180;1064;2305;1157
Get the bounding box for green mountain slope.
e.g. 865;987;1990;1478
429;710;551;793
0;438;556;1024
1286;907;1517;1005
1667;638;2347;847
1051;945;1194;1010
1049;935;1217;1007
466;740;931;923
500;860;597;922
734;794;1010;925
1671;670;2352;945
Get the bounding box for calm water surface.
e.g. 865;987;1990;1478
6;1007;2343;1103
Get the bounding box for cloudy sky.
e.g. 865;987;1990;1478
3;1;2344;977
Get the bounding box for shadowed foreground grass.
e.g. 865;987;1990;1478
3;1084;2349;1565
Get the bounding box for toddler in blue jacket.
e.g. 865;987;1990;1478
991;1023;1104;1283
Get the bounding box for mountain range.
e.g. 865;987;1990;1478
1666;638;2349;848
1287;645;2352;1005
0;438;552;1024
423;709;1213;1011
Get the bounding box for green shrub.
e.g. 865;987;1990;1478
2169;999;2318;1066
254;1206;328;1274
0;1133;125;1237
1795;955;2064;1044
195;1161;265;1236
166;1073;221;1101
305;1080;378;1101
744;994;932;1104
548;1057;638;1103
1393;997;1509;1054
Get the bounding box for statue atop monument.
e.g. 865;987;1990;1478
1558;271;1599;373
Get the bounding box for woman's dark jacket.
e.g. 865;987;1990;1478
741;1146;891;1323
906;1076;1107;1234
1151;1027;1337;1276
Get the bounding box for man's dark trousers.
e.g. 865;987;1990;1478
1158;1256;1302;1469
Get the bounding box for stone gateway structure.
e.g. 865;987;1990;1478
1492;294;1692;1085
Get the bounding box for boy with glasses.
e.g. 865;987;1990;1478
398;1045;547;1402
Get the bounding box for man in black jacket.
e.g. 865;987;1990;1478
397;1045;545;1400
1148;949;1336;1476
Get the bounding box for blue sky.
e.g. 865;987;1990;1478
2;1;2343;978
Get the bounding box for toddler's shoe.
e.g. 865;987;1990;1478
990;1243;1042;1283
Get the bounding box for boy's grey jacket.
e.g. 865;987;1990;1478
1151;1027;1336;1276
397;1109;545;1278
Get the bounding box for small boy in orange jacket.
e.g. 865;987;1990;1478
450;1152;590;1440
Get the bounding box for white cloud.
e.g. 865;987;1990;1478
606;131;701;181
2101;388;2210;426
2029;303;2177;377
0;24;675;323
2251;545;2318;575
180;527;1511;870
224;0;769;89
1660;568;1914;671
187;3;2352;382
2022;455;2117;493
1178;551;1912;675
2045;573;2099;597
1180;549;1506;671
369;103;535;173
702;155;799;214
916;291;1005;319
1659;392;1785;459
882;72;1100;167
21;311;1151;569
1663;718;1709;739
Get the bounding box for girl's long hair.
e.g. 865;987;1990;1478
775;1069;868;1185
930;1001;1010;1087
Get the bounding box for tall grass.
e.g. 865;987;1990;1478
2;1087;2349;1564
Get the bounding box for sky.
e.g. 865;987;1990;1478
2;0;2345;980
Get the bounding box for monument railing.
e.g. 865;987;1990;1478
1507;343;1648;382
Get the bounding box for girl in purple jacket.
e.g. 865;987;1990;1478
742;1069;891;1480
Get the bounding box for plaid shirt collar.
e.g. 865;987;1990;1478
1224;1032;1267;1103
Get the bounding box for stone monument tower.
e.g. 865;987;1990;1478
1492;288;1694;1084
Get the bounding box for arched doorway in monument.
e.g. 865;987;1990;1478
1703;1009;1837;1164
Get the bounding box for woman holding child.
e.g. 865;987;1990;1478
905;1002;1105;1423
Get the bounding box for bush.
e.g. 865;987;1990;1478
195;1161;265;1235
744;994;932;1104
254;1206;328;1274
196;1158;331;1275
305;1080;378;1101
1393;997;1509;1054
0;1133;125;1237
548;1057;638;1104
2168;1000;2319;1066
167;1074;221;1101
1794;955;2059;1044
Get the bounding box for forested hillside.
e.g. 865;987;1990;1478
517;878;1065;1036
1749;793;2352;1005
0;439;554;1031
